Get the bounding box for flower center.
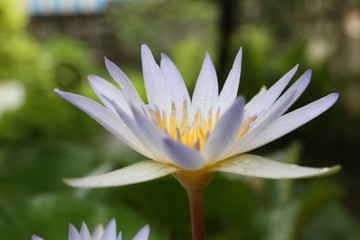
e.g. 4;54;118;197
147;100;258;151
148;100;217;151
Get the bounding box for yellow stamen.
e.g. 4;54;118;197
148;101;258;152
236;116;258;140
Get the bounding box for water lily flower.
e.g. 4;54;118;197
56;45;339;188
56;45;340;239
32;218;149;240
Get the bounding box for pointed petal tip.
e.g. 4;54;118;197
104;56;111;63
205;51;211;57
63;177;89;188
331;92;340;100
160;52;169;59
141;44;150;52
87;74;97;82
163;135;173;144
304;68;312;76
109;218;116;225
237;47;243;57
163;136;205;170
297;69;312;85
32;235;44;240
104;57;117;70
231;96;245;111
63;178;77;187
54;88;65;98
320;164;342;177
291;64;299;72
323;92;339;106
233;47;243;66
235;95;245;104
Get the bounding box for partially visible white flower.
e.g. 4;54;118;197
32;218;149;240
0;81;25;118
56;45;340;189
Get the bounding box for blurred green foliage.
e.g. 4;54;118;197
0;19;101;144
0;0;359;239
0;1;38;79
107;0;218;54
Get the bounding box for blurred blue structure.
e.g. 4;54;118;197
26;0;120;16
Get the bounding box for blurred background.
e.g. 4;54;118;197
0;0;359;239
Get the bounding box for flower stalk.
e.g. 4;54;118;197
186;187;205;240
173;171;216;240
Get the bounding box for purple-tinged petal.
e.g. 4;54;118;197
80;222;92;240
202;97;245;163
216;47;242;114
192;52;218;120
163;137;206;170
105;57;146;111
100;219;116;240
32;235;44;240
117;232;122;240
243;93;339;152
54;89;151;158
103;98;163;161
132;225;150;240
64;160;178;188
211;154;341;179
268;69;312;116
130;105;175;162
226;91;296;158
88;75;132;115
69;223;80;240
243;64;298;119
141;45;172;115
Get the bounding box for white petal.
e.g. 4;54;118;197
211;154;341;179
32;235;44;240
243;93;339;152
202;97;245;163
69;223;80;240
117;232;122;240
247;86;267;106
243;64;298;119
92;224;104;240
163;137;206;170
80;222;92;240
64;160;178;188
88;75;132;115
130;106;176;162
54;89;151;158
105;100;164;161
226;90;296;157
100;219;116;240
141;45;172;114
192;52;218;119
268;69;311;117
160;53;191;121
104;58;146;111
216;47;242;114
132;225;150;240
